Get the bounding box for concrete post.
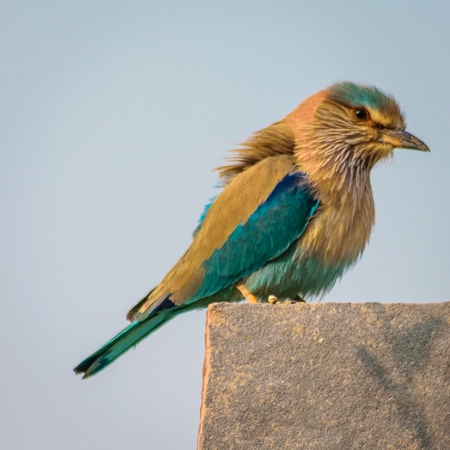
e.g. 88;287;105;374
198;302;450;450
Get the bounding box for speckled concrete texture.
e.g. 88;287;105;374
197;302;450;450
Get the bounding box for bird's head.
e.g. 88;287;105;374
289;82;429;184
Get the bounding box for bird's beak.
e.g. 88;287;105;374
380;128;430;152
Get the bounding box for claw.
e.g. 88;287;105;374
268;295;278;304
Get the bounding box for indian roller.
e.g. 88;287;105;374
74;82;429;378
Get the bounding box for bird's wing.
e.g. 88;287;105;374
129;154;319;320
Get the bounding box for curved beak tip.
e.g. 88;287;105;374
408;141;430;152
382;129;430;152
407;138;430;153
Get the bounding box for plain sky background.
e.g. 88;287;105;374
1;1;449;449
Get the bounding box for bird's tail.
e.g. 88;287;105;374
74;308;179;379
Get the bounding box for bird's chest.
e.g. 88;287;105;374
298;190;375;265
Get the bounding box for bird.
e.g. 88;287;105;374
74;81;429;378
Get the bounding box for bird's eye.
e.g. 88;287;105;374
354;108;369;120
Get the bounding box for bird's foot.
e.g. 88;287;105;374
236;284;259;304
268;295;278;304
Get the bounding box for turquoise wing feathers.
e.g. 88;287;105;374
189;172;319;302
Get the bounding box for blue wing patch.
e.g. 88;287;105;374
190;172;319;301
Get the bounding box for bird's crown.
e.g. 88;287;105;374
325;82;406;130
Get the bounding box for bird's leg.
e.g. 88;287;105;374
235;284;259;304
268;295;279;304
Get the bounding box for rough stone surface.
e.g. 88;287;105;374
197;302;450;450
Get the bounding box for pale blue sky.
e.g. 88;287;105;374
1;1;449;449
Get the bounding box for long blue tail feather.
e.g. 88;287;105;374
74;309;178;378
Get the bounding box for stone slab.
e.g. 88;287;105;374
197;302;450;450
